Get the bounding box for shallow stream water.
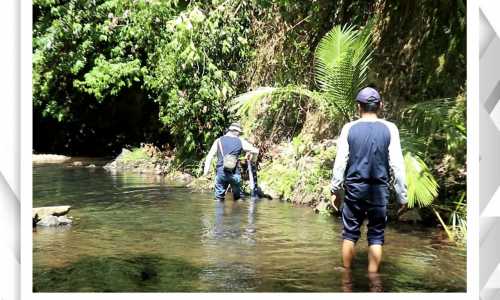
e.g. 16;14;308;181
33;162;466;292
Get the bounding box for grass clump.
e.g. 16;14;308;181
121;148;151;162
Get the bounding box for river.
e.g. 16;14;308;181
33;162;466;292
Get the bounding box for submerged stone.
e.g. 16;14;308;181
37;216;60;227
36;215;73;227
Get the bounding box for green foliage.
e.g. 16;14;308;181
291;134;312;158
404;152;439;208
33;0;253;157
314;24;373;120
258;132;336;206
398;93;466;213
74;57;144;101
231;23;373;131
121;148;150;162
260;160;301;200
144;3;253;156
400;96;466;157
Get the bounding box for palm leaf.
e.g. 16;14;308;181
404;152;439;208
314;23;373;121
230;87;276;116
400;98;456;136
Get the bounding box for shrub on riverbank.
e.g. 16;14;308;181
259;135;336;212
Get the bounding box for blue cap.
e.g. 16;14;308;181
356;87;381;103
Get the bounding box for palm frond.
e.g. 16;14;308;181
399;129;428;157
314;23;373;121
400;97;466;157
230;87;276;116
400;97;457;137
404;151;439;208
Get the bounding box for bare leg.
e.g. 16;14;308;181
342;240;356;269
368;271;383;292
368;244;383;273
341;268;353;292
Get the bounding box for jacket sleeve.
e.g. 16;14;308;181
331;123;350;193
203;140;218;175
388;124;408;205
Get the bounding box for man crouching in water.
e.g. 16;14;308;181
330;87;408;274
203;123;259;201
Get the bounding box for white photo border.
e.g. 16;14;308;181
20;0;479;299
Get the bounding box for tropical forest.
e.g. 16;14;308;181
32;0;466;293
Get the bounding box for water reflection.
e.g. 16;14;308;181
368;272;383;292
341;269;383;292
341;269;353;292
243;199;257;243
213;201;225;239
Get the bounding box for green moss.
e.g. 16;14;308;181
259;136;336;208
260;159;301;200
121;148;151;162
33;255;201;292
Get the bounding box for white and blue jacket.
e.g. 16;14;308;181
331;118;408;206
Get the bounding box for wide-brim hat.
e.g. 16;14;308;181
228;122;243;133
356;87;381;103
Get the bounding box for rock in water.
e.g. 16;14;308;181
57;216;73;225
314;201;330;214
32;206;71;220
32;154;71;164
37;216;60;227
399;209;423;223
72;161;83;166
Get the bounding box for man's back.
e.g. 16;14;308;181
331;118;407;206
345;120;391;186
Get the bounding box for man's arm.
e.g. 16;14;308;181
388;124;408;205
331;123;350;194
203;140;218;176
240;138;259;161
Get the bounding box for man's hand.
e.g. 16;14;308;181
330;194;339;212
245;152;253;161
397;203;408;217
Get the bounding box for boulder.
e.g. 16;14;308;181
86;164;96;168
399;209;423;223
37;216;60;227
72;161;83;166
36;215;73;227
314;201;330;214
32;154;71;164
178;173;194;183
103;148;131;170
32;205;71;220
57;216;73;225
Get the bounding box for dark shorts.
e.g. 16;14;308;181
341;200;387;246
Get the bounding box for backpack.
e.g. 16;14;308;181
218;138;238;172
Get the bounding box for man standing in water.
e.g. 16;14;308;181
204;122;259;201
330;87;408;273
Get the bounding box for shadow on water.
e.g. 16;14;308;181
33;254;201;292
334;249;466;293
